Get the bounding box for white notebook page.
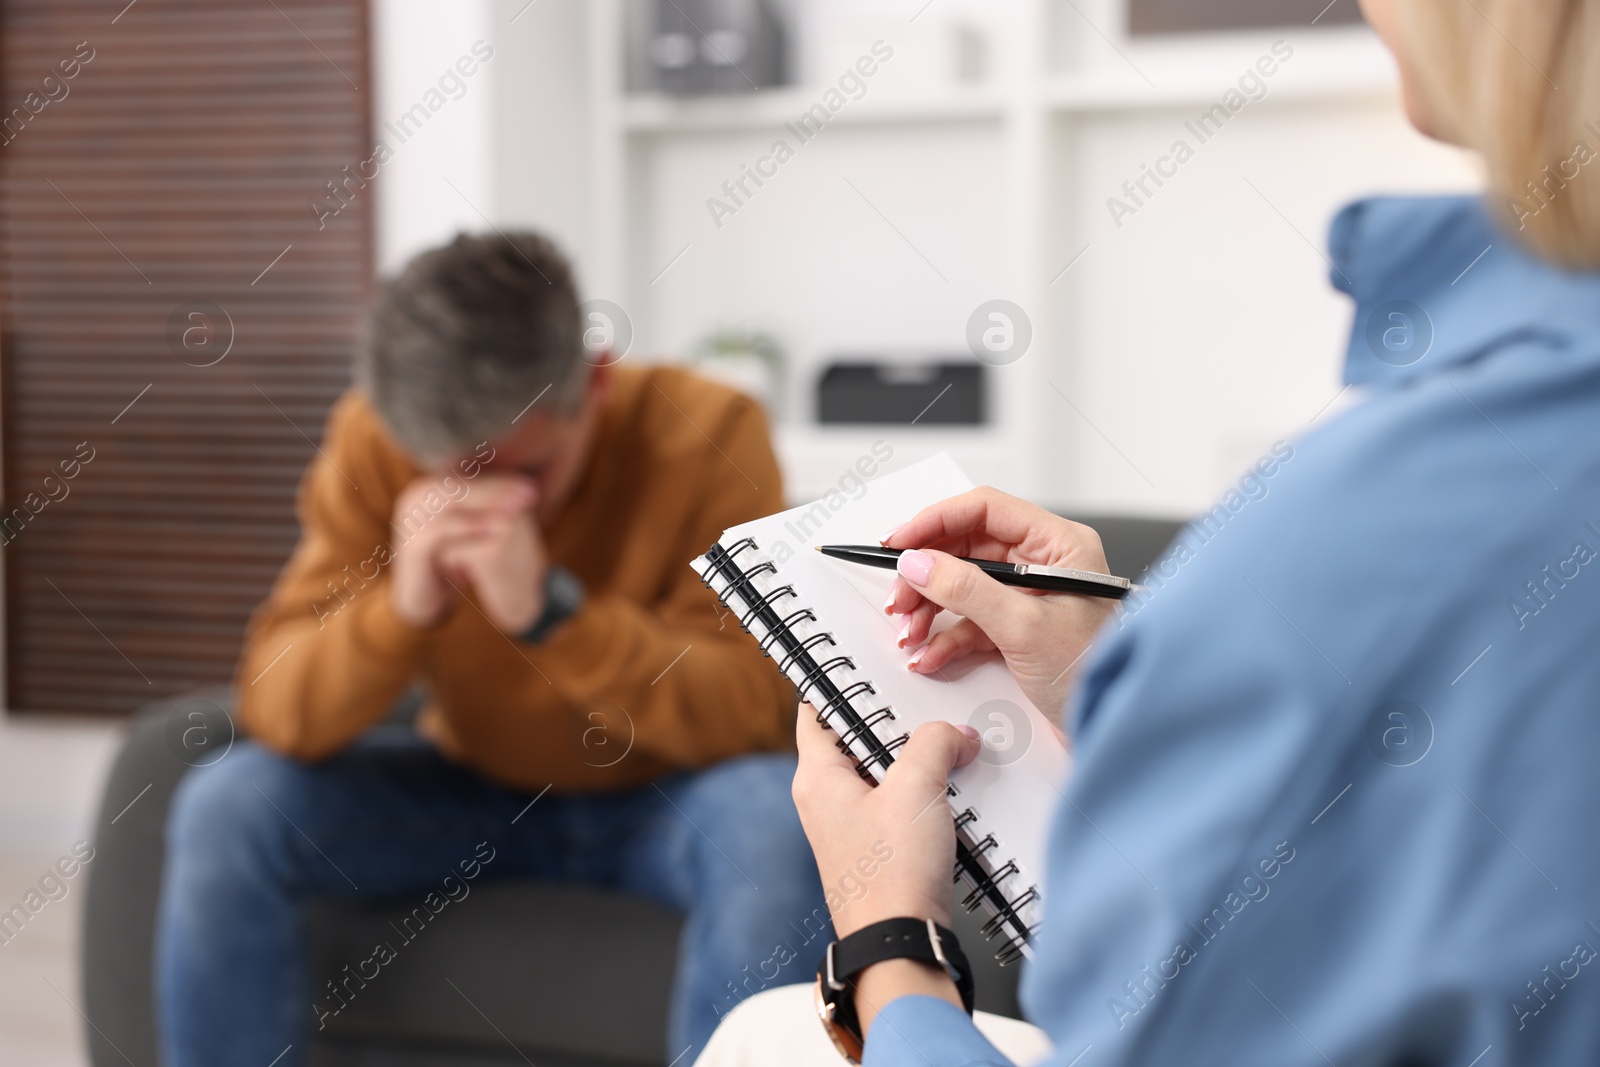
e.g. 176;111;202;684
694;453;1070;954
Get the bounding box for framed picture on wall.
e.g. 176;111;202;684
1128;0;1363;35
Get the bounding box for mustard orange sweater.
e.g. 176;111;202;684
234;365;795;792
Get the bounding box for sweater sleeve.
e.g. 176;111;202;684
520;393;797;768
233;394;427;760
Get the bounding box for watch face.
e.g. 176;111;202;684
813;976;864;1064
549;566;583;613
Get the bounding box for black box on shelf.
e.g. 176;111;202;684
649;0;787;95
816;361;986;426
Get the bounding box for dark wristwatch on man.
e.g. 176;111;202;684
814;917;976;1063
516;565;585;643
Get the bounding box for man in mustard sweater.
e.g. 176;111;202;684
154;233;828;1066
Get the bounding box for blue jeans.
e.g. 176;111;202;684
155;728;830;1066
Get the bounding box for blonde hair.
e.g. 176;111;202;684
1400;0;1600;268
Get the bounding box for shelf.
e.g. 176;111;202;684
779;423;1001;445
1044;65;1395;113
620;87;1008;134
617;70;1395;138
1044;32;1397;112
589;1;1437;508
617;34;1396;134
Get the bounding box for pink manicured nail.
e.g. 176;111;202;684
883;589;896;614
897;618;913;647
906;647;927;670
897;550;934;586
879;524;905;545
956;724;980;741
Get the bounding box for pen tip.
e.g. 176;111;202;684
812;545;821;552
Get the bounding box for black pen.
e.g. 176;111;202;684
816;544;1133;600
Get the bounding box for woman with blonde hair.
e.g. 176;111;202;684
699;0;1600;1063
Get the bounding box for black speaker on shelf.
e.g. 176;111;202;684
817;361;987;426
649;0;787;95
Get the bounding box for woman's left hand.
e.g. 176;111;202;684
792;703;982;938
793;704;984;1035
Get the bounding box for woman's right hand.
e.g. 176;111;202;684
883;487;1117;719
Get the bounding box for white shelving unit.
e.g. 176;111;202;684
581;1;1471;510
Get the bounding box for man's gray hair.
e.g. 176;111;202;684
357;231;589;463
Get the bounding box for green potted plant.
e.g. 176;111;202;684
688;326;787;419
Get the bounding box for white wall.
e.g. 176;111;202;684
637;120;1009;406
1045;97;1479;515
372;0;597;279
488;0;596;281
372;0;496;274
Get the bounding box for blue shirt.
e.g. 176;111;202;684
867;196;1600;1066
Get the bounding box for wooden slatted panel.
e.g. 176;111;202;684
2;0;371;715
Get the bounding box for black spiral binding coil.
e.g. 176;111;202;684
962;861;1019;911
774;633;834;675
861;732;910;770
834;707;895;745
760;610;817;653
739;585;795;631
700;539;1040;965
831;680;877;709
798;656;856;702
722;537;761;559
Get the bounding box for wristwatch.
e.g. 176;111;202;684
814;918;975;1063
517;565;585;643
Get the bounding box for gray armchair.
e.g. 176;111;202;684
80;514;1183;1067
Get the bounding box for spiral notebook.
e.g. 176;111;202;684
692;454;1070;963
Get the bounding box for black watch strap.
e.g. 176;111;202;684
517;565;585;644
819;918;975;1048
